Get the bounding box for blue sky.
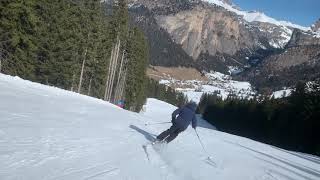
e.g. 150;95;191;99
232;0;320;26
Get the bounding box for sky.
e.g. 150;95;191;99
232;0;320;27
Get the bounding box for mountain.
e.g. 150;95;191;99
238;27;320;91
238;19;320;90
239;45;320;91
128;4;194;67
128;0;310;70
1;73;320;179
311;19;320;32
287;29;320;48
127;0;320;90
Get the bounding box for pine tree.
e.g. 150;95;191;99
0;0;39;80
124;27;149;111
0;0;156;113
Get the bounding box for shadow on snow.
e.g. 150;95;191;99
129;125;157;142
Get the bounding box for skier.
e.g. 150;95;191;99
155;102;198;144
116;100;125;109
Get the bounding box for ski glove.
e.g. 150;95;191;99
171;108;182;123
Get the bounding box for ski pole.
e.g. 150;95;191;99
195;129;208;154
144;122;171;126
194;129;215;162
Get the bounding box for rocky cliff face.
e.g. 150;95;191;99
129;4;194;67
263;46;320;71
239;22;320;90
128;0;295;71
311;19;320;32
286;29;320;48
239;45;320;90
126;0;320;90
156;4;255;59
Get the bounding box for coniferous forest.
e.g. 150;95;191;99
198;81;320;156
146;78;189;108
0;0;188;112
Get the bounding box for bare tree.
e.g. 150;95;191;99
117;70;127;103
105;37;121;102
108;38;121;102
70;73;76;91
114;50;125;102
77;47;88;93
77;31;92;94
105;38;119;101
104;47;115;100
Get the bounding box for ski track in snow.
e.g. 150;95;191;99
0;73;319;180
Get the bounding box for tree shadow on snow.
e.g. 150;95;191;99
129;125;157;142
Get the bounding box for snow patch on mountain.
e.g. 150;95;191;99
272;89;293;98
313;30;320;38
228;66;243;75
203;0;310;31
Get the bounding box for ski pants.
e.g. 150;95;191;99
156;124;185;143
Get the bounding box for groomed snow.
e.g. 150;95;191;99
0;73;319;180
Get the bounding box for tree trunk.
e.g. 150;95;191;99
104;47;115;100
114;50;125;102
88;76;92;96
77;48;88;94
107;38;121;102
105;42;117;101
105;38;119;101
71;73;75;91
119;70;127;102
107;40;119;100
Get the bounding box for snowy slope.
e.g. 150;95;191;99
1;73;320;180
203;0;310;31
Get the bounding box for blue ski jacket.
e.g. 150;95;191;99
171;102;197;130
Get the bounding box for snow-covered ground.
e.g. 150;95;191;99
272;89;293;99
1;73;320;180
161;71;255;103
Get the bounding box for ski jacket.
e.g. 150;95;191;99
171;102;197;130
